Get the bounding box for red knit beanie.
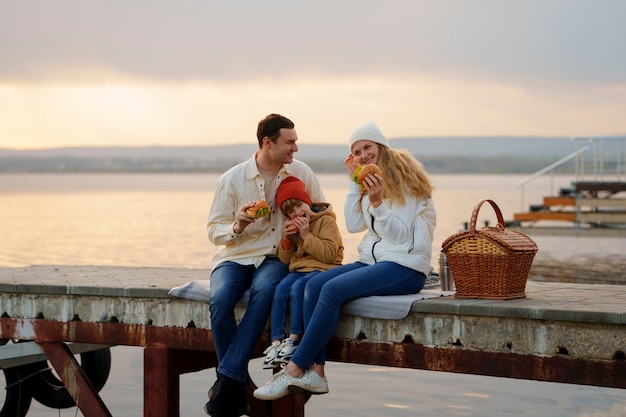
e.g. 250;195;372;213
276;176;312;215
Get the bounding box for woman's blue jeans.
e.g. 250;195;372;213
270;270;321;341
209;257;288;383
290;261;426;370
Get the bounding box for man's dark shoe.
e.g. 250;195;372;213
204;374;248;417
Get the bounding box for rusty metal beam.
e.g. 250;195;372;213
326;339;626;389
1;318;215;350
3;316;624;417
3;318;624;389
38;341;112;417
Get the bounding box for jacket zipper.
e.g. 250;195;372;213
370;213;381;262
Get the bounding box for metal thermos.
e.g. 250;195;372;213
438;252;455;291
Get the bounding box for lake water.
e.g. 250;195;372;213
1;173;625;416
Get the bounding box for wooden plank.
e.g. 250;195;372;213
542;197;626;208
575;181;626;193
514;211;626;223
577;212;626;223
543;197;575;206
575;198;626;208
513;212;576;222
508;227;626;238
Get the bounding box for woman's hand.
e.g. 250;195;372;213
344;154;359;176
361;172;384;208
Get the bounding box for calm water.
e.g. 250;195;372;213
2;173;625;416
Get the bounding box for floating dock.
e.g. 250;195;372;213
509;136;626;237
511;181;626;237
1;265;625;417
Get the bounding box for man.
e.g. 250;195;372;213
204;114;325;416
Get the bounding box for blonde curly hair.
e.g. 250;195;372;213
376;145;434;205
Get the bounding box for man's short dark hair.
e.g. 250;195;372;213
257;114;295;147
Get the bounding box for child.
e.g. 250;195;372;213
262;176;344;369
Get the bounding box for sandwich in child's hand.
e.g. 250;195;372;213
353;164;383;190
246;200;270;218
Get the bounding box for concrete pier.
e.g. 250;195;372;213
1;265;624;417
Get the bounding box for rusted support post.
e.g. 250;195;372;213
245;389;271;417
144;347;180;417
38;341;112;417
141;347;305;417
144;347;219;417
143;347;217;417
271;394;307;417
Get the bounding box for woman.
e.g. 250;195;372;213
253;121;436;400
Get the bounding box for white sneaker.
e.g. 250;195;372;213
253;368;294;400
274;338;299;364
287;369;329;395
262;340;282;369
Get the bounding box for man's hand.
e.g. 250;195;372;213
233;202;257;234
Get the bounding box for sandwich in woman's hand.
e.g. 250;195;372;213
353;164;383;191
246;200;270;218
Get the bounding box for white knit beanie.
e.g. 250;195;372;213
348;121;389;152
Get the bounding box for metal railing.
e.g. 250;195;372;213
515;146;588;211
574;136;626;182
515;136;626;211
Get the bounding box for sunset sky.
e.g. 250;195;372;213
1;1;625;149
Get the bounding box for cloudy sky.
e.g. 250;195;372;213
1;1;625;149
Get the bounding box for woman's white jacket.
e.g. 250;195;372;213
344;181;436;276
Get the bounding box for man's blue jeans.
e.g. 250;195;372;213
270;270;321;341
290;261;426;370
209;257;288;383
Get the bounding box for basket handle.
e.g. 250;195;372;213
469;199;505;234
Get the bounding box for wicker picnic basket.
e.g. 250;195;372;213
441;199;538;300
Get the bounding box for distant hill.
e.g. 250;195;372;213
0;136;575;159
389;136;574;158
0;136;581;174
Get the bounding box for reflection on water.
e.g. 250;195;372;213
3;173;625;268
2;173;625;416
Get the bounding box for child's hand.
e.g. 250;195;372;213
292;215;310;239
282;219;298;241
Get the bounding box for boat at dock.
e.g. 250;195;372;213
507;136;626;237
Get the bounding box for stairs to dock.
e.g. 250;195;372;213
507;136;626;237
513;182;626;225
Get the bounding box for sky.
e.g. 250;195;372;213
1;0;625;149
